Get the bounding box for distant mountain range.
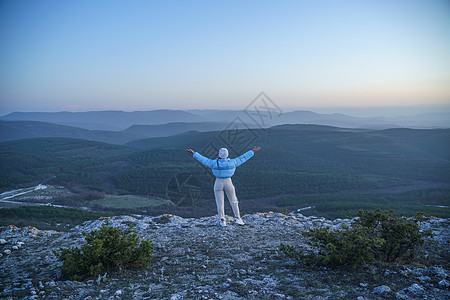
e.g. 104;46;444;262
1;109;449;131
0;110;202;131
0;120;262;144
1;110;449;144
123;122;258;138
0;121;141;144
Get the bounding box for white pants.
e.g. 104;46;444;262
213;178;240;220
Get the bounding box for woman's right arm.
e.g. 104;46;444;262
192;152;214;168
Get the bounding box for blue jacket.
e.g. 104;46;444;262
193;150;254;178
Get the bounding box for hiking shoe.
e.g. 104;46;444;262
235;218;245;225
220;219;227;227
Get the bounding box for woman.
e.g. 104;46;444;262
186;146;261;226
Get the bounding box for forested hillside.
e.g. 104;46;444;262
0;121;141;144
1;125;449;218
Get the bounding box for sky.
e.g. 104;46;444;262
0;0;449;116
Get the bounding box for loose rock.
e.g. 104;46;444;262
406;283;425;295
372;285;391;295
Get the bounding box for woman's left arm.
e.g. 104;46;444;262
233;148;259;167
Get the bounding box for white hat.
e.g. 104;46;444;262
218;148;229;159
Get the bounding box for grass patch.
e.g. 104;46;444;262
316;203;449;219
0;205;109;230
277;190;450;219
90;195;171;209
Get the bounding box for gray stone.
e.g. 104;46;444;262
395;291;409;299
438;279;449;287
170;293;182;300
248;290;258;297
426;266;448;279
220;282;230;289
416;276;431;283
406;283;425;295
262;276;277;288
372;285;391;295
384;269;397;276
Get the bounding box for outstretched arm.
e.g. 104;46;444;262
233;146;260;167
252;146;261;153
187;149;215;168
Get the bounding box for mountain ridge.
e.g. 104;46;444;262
0;120;142;144
0;110;205;130
2;109;449;131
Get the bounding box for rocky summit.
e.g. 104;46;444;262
0;211;449;300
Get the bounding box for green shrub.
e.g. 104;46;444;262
54;221;153;281
280;209;432;268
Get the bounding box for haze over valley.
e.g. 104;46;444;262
1;108;449;230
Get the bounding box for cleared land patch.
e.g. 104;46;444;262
89;195;171;209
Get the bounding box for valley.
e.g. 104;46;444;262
0;123;448;230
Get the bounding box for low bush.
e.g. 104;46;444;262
54;221;153;281
280;209;432;268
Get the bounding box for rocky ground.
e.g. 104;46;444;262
0;211;449;300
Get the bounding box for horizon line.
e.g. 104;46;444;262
2;104;450;119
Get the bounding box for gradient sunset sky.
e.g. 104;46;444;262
1;0;449;116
